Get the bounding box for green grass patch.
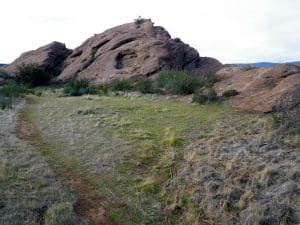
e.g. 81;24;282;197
22;94;236;224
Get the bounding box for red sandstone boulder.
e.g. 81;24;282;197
4;42;72;76
56;20;222;84
215;64;300;112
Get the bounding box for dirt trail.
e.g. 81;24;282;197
17;98;114;225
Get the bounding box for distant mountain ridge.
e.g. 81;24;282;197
0;64;6;67
235;61;300;67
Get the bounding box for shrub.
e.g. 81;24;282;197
96;84;109;96
135;78;155;93
88;84;109;96
0;95;13;110
202;71;220;86
222;89;240;97
156;70;200;95
192;87;218;104
34;91;43;97
162;127;182;147
64;80;110;96
110;79;133;92
63;79;89;96
0;82;34;109
271;112;282;127
0;81;34;97
16;63;51;86
134;16;145;25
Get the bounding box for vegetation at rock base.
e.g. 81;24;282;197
62;70;219;100
0;82;34;97
134;77;156;94
16;63;52;86
156;70;200;95
109;79;134;92
192;87;218;104
63;79;89;96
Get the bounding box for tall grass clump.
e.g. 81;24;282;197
0;82;35;109
63;79;89;96
201;71;220;87
110;79;134;92
0;82;34;97
88;84;109;96
156;70;200;95
16;63;51;86
64;79;109;96
44;203;77;225
135;78;155;94
192;87;218;104
0;94;12;109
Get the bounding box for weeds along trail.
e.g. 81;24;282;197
17;96;114;225
0;100;81;225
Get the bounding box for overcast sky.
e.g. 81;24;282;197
1;0;300;64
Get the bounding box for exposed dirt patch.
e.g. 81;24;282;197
16;98;113;225
60;173;110;225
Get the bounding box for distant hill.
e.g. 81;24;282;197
0;64;6;68
235;61;300;67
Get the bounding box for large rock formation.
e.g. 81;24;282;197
4;42;72;76
215;64;300;112
56;20;221;84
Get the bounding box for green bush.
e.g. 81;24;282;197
0;95;13;110
64;80;110;96
16;63;51;86
110;79;133;92
199;71;219;86
0;81;34;97
0;82;35;109
87;84;109;96
99;84;109;96
134;16;145;25
271;112;282;127
192;87;218;104
156;70;200;95
222;89;239;97
135;78;155;93
63;79;89;96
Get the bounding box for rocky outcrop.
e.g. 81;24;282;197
193;57;223;76
4;42;72;76
215;64;300;112
272;83;300;132
56;20;222;84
